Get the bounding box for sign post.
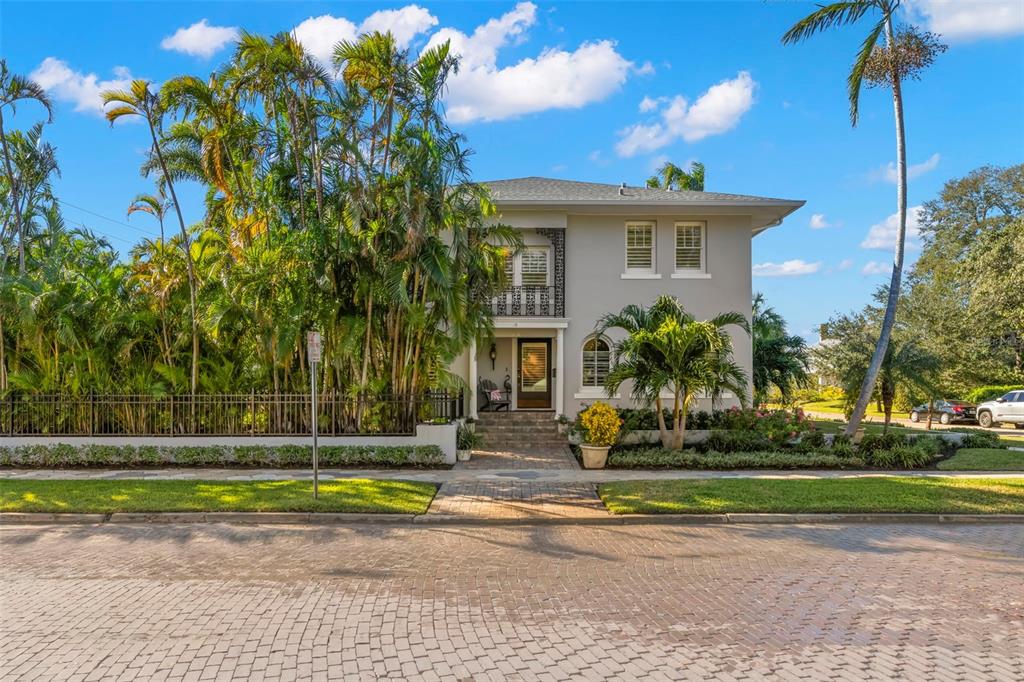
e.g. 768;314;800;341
307;331;322;499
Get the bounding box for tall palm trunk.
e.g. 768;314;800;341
147;120;200;396
845;15;907;437
0;108;26;274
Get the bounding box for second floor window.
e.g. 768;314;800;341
520;248;549;287
625;222;655;272
675;222;705;272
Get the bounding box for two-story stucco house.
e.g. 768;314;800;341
453;177;804;419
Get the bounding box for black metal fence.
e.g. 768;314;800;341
1;391;463;437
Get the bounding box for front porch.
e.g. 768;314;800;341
467;320;567;419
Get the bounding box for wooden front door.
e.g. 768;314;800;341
517;339;551;409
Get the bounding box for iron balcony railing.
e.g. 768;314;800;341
1;390;463;437
487;285;560;317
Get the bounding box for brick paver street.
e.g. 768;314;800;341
2;522;1022;681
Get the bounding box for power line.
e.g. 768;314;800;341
56;198;159;237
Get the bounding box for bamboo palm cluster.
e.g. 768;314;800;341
0;32;521;398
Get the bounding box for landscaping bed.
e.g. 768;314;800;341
0;479;438;514
598;478;1024;515
0;444;447;469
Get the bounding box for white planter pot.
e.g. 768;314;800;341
456;449;472;462
580;444;610;469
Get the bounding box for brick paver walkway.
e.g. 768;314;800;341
427;445;610;519
2;522;1022;680
458;445;579;470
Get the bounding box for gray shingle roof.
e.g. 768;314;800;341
480;176;801;206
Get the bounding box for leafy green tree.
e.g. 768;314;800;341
0;59;52;274
598;295;748;450
645;161;705;191
903;165;1024;390
103;80;202;396
783;3;945;437
752;293;809;406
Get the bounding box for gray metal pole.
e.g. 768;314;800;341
311;361;319;499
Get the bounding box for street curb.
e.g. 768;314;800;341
3;512;1024;526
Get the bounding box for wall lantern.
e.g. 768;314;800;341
489;343;497;370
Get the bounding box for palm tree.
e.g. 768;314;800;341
598;295;749;449
646;160;705;191
838;336;938;433
752;293;809;406
0;59;52;274
127;190;172;242
783;3;945;437
103;80;201;395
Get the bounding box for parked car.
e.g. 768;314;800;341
908;400;977;425
976;390;1024;429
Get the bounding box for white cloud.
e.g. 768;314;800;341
752;259;822;277
906;0;1024;41
860;205;924;250
587;149;610;166
426;2;631;123
615;71;756;157
29;57;134;116
638;96;661;113
838;258;854;271
634;61;655;76
809;213;831;229
360;6;439;46
861;260;891;275
160;19;239;58
869;153;941;183
294;5;438;66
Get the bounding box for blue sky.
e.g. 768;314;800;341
3;1;1023;340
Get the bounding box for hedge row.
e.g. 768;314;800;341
607;435;948;470
0;444;446;469
607;449;865;470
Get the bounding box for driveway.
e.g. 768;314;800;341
3;522;1022;680
806;410;1022;437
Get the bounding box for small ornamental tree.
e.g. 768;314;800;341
598;296;749;450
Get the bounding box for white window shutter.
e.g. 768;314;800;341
675;223;704;271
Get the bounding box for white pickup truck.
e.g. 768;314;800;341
976;390;1024;428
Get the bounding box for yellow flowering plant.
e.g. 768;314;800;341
578;401;621;447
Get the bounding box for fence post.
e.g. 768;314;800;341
250;389;255;436
6;394;12;436
169;395;174;437
89;393;95;436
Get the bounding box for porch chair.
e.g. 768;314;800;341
478;378;511;412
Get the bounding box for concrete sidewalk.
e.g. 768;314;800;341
3;466;1021;482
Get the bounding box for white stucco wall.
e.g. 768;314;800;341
458;207;757;417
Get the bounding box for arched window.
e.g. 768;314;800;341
581;336;611;388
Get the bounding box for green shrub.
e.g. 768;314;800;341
0;443;446;469
606;448;864;470
964;385;1024;404
866;445;936;469
955;431;1004;449
700;430;776;453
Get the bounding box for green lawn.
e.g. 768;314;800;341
800;400;886;417
811;419;917;436
938;449;1024;471
0;479;437;514
598;477;1024;515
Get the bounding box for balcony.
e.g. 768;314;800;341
487;286;560;317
